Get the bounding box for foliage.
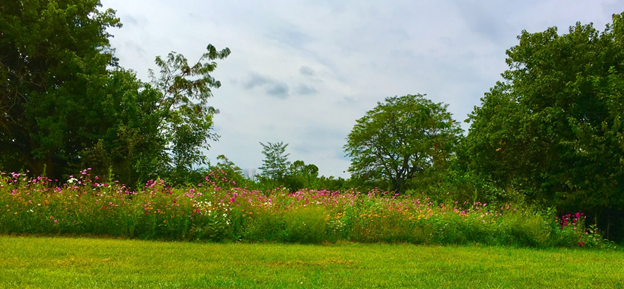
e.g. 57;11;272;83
0;0;121;179
76;68;167;186
463;13;624;240
0;171;614;248
149;46;231;175
345;94;463;193
258;141;291;182
0;0;230;188
282;160;319;191
205;155;247;190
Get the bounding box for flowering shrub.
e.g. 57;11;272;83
556;212;615;248
0;171;615;248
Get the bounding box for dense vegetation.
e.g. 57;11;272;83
1;0;623;243
0;171;614;248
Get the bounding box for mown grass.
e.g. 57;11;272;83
1;236;623;288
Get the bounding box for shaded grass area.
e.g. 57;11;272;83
1;236;623;288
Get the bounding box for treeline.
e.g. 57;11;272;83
1;1;623;241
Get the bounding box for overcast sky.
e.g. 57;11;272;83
100;0;624;178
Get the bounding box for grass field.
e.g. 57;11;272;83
1;236;623;288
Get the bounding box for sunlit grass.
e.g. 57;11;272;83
1;236;622;288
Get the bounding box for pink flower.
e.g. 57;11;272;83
54;220;57;223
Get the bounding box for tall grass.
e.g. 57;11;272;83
0;170;614;248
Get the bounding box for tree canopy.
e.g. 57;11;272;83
0;0;230;186
463;12;624;239
259;141;291;181
345;94;463;193
0;0;121;177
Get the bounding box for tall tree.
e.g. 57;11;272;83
463;13;624;240
259;141;291;181
149;46;230;176
0;0;231;186
0;0;121;178
345;94;463;193
76;68;167;185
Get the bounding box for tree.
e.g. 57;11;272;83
206;155;246;189
284;160;319;191
74;46;231;187
0;0;231;186
463;13;624;240
0;0;121;178
77;68;167;185
149;46;230;176
345;94;463;193
259;141;291;181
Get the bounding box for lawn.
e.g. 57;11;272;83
1;236;622;288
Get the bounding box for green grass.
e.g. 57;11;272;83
1;236;623;288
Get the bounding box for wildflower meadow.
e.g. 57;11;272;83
0;169;614;249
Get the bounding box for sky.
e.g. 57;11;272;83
100;0;624;178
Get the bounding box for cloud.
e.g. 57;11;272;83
242;73;270;89
299;66;315;77
268;27;311;49
241;72;290;99
296;84;318;95
266;83;289;98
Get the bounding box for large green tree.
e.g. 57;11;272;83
463;13;624;240
147;46;230;183
345;94;463;193
0;0;120;177
0;0;231;187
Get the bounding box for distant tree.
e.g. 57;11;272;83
259;142;291;181
316;175;350;191
345;94;463;193
463;13;624;240
205;155;246;189
284;160;319;191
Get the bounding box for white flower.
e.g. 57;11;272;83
67;177;78;184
